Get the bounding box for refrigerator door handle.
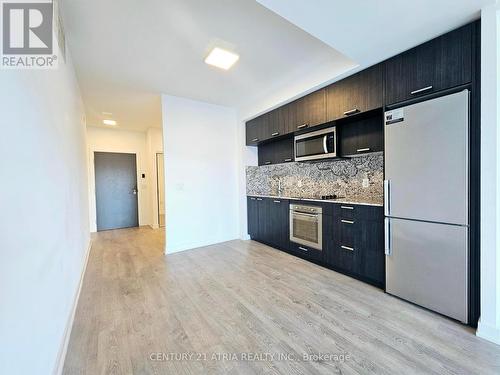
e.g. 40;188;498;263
384;218;392;256
384;180;390;216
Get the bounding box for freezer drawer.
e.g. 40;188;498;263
385;217;468;323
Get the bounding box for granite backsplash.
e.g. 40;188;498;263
246;153;384;204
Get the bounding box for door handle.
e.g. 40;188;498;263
410;85;433;95
384;180;390;216
343;108;359;116
384;218;392;256
297;123;309;129
323;135;328;154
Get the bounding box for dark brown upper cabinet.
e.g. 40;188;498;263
246;108;284;145
284;89;326;133
264;108;285;139
339;113;384;157
258;137;294;166
246;114;266;145
326;64;384;122
385;23;472;105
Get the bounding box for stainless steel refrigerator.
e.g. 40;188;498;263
384;90;469;323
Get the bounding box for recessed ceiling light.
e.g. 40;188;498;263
204;47;239;70
103;119;117;126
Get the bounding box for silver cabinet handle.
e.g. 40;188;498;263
264;161;271;165
356;148;370;152
341;245;354;251
273;200;281;203
341;220;355;224
250;197;256;200
297;123;309;129
251;138;259;142
256;198;263;201
410;85;433;95
385;218;392;255
340;206;354;210
298;246;309;252
272;132;279;136
384;180;390;216
343;108;359;116
284;158;292;162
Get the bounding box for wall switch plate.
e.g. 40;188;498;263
297;180;302;187
362;178;369;188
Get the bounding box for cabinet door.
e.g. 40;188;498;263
273;137;294;164
246;118;260;146
285;89;326;133
358;220;385;286
246;114;267;145
266;108;285;139
339;114;383;157
326;64;384;122
257;198;270;243
331;217;361;274
247;197;259;238
385;23;472;105
258;142;274;166
269;199;289;249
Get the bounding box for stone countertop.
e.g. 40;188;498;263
247;194;383;207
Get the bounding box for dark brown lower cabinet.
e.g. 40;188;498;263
324;204;385;287
247;197;289;250
248;196;385;288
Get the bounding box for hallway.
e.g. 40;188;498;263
63;228;500;375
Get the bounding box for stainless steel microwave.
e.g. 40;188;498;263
294;126;337;162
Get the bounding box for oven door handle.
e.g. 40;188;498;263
292;212;319;220
323;135;328;154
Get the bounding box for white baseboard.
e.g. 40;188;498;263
476;319;500;345
53;238;93;375
165;236;239;254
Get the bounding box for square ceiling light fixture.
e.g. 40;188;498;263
103;119;117;126
204;47;239;70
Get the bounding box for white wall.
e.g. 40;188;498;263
0;55;90;374
86;126;155;231
477;1;500;345
162;95;239;253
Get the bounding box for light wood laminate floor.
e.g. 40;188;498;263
63;227;500;375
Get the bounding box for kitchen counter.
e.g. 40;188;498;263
247;194;383;207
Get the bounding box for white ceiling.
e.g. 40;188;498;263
257;0;490;66
63;0;490;131
62;0;355;131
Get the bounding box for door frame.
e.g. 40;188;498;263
88;147;143;232
156;152;165;228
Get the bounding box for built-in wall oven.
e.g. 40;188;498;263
290;204;323;250
294;126;337;162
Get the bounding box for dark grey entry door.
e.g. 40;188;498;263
94;152;139;231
